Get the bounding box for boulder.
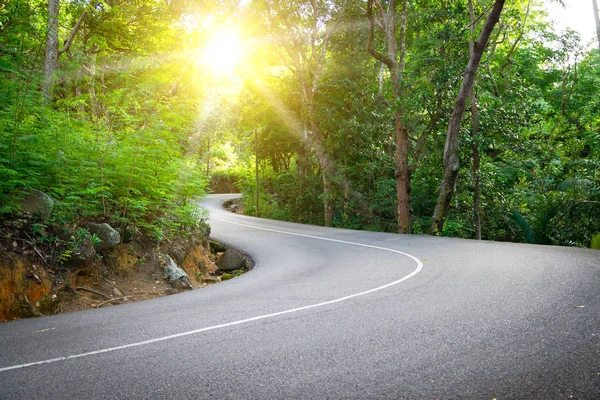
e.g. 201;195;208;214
217;249;246;272
19;189;54;220
224;199;241;213
163;255;192;290
88;222;121;250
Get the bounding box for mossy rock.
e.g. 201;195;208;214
221;273;233;281
210;240;227;254
17;189;55;220
591;233;600;250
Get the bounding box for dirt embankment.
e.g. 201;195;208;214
0;221;246;322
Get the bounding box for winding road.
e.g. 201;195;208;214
1;193;599;399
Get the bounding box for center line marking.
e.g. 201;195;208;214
0;214;423;373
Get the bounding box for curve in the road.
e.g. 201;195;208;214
0;216;423;374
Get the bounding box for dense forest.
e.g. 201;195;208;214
1;0;599;249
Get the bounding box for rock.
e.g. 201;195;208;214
224;199;241;213
88;222;121;250
112;287;123;297
66;238;96;268
163;255;192;290
170;246;187;266
210;240;227;254
216;249;246;272
182;241;216;281
113;244;138;272
18;189;54;220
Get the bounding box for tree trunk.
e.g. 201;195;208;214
255;129;260;217
310;115;334;227
395;109;411;233
366;0;411;234
430;0;506;235
88;43;100;119
322;164;334;226
471;90;482;240
396;0;410;234
469;0;482;240
263;0;347;228
206;133;211;176
593;0;600;51
343;173;350;222
43;0;60;104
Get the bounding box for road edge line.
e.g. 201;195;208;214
0;217;423;373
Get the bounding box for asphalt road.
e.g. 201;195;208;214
1;193;599;399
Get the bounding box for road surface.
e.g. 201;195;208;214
0;193;598;399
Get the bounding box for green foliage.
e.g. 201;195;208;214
69;228;92;251
0;0;210;242
509;211;536;244
3;0;596;249
224;0;600;248
591;233;600;250
56;249;72;266
221;273;233;281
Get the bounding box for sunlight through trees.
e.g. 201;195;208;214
1;0;598;248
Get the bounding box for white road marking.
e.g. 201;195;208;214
0;215;423;373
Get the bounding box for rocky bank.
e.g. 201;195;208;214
0;190;248;321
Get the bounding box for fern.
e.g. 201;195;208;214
509;211;535;244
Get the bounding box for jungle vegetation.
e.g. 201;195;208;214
1;0;599;248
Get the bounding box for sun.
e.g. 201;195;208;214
201;29;244;76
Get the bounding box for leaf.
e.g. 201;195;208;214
509;211;535;244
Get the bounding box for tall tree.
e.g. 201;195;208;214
430;0;506;235
366;0;411;234
469;0;482;240
593;0;600;50
42;0;87;105
42;0;60;104
258;0;347;227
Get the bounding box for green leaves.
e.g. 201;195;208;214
591;233;600;250
0;0;211;241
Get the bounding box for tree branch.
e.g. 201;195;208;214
58;11;87;57
366;0;395;69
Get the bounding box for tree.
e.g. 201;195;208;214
366;0;411;234
256;0;347;226
430;0;506;235
2;0;212;239
42;0;59;104
469;0;482;240
42;0;87;105
593;0;600;51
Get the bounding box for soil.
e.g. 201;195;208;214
0;215;244;321
56;245;211;315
